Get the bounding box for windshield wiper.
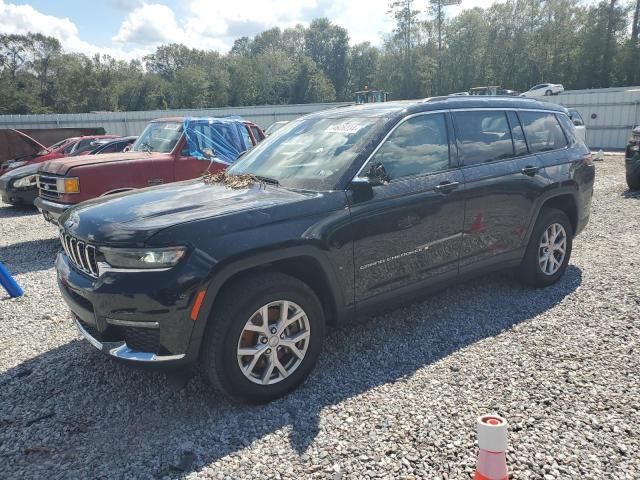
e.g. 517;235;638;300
254;175;280;186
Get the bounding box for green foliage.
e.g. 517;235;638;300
0;1;638;114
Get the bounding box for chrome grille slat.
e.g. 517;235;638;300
38;174;61;199
59;231;99;278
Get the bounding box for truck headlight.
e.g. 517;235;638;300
100;246;187;269
13;174;37;189
57;177;80;193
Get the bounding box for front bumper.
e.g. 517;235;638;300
73;315;185;362
34;197;72;224
0;179;37;206
56;250;208;365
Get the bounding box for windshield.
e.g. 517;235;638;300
132;122;183;153
228;116;383;190
37;138;71;155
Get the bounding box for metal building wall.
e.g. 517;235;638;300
0;87;637;149
546;86;640;149
0;103;348;138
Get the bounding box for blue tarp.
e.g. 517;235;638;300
183;117;251;165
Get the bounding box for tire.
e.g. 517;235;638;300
200;272;325;403
545;89;552;96
519;208;573;288
626;154;640;190
627;172;640;190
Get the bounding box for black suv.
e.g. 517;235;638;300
55;97;594;402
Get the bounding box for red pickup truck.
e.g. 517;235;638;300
35;117;265;224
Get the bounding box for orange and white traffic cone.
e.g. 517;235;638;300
474;414;508;480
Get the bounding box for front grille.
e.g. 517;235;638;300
121;327;161;354
38;174;61;199
59;231;99;277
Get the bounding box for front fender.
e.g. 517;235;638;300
185;243;352;358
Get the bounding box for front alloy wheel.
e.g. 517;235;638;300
237;300;311;385
201;272;324;403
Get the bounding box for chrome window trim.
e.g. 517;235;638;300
352;106;569;182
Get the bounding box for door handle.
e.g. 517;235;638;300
433;181;460;194
521;166;539;176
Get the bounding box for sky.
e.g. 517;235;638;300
0;0;502;60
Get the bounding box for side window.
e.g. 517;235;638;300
370;113;450;181
240;126;252;148
519;111;568;153
452;110;514;165
63;143;75;154
506;111;529;156
555;113;577;145
250;126;264;143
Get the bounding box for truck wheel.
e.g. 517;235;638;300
519;208;573;288
200;272;325;403
627;172;640;190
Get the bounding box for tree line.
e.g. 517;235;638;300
0;0;638;115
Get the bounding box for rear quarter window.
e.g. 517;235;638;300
555;114;577;145
519;111;568;153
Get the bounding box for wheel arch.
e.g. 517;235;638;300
539;193;578;235
187;245;349;359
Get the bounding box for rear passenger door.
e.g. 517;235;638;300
453;109;547;269
351;112;466;302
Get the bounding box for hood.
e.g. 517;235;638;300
0;162;40;181
0;129;48;164
61;178;317;245
39;151;170;175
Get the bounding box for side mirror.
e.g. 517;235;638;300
367;161;390;185
202;147;216;159
348;177;374;203
572;119;583;127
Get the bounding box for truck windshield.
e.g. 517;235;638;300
228;116;383;190
132;122;183;153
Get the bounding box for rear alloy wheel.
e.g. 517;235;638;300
201;272;324;403
537;223;567;276
520;208;573;287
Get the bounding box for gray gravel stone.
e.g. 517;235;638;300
0;156;638;479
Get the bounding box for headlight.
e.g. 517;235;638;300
12;174;37;189
56;177;80;193
100;246;187;269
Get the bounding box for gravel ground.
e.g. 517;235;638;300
0;156;638;480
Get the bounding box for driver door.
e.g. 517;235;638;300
350;112;465;302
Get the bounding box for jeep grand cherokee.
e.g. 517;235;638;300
54;97;594;403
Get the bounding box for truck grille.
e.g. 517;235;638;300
60;231;99;277
38;174;61;199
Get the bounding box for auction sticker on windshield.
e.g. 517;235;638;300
325;122;366;134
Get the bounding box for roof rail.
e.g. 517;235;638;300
421;96;452;103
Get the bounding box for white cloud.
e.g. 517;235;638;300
113;3;181;45
0;0;506;61
0;0;145;59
